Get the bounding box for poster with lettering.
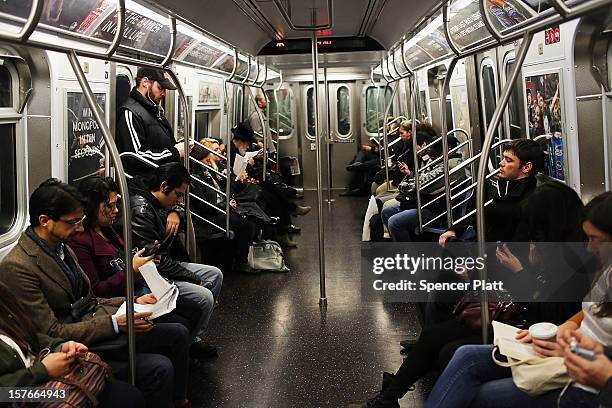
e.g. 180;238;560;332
92;9;170;57
66;92;107;185
0;0;111;34
524;71;565;180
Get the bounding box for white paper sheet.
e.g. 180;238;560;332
232;149;263;181
492;320;540;361
114;262;178;320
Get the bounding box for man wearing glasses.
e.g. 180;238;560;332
117;67;192;177
130;162;223;358
0;178;192;407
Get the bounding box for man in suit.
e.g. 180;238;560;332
0;179;191;407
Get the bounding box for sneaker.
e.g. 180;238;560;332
292;205;312;216
190;342;218;359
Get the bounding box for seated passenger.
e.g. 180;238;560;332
0;281;144;407
129;162;223;357
380;132;463;242
340;139;381;197
365;180;590;408
422;192;612;408
439;139;545;246
69;176;206;346
371;120;417;196
230;122;308;247
0;179;190;408
191;138;259;272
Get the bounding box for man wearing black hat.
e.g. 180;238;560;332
117;67;191;176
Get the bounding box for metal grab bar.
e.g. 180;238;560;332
67;51;137;384
375;115;409;133
191;212;227;234
421;177;472;210
418;139;472;172
452;198;495;226
189;157;226;180
189;191;226;216
450;169;501;203
192;140;227;161
191;210;227;233
422;194;473;228
190;172;227;198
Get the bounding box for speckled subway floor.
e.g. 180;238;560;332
188;191;434;407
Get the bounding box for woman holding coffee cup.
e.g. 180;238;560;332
421;190;612;408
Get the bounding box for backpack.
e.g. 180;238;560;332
247;240;290;272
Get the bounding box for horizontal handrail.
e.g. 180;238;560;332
421;177;472;210
190;172;227;197
189;191;226;215
422;194;474;228
418;138;472;172
190;210;226;233
189;157;226;179
451;198;494;227
192;140;226;161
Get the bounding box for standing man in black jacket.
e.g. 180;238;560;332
117;67;191;176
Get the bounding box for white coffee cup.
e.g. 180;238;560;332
529;322;558;340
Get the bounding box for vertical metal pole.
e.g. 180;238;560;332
371;67;383;168
273;71;283;163
410;74;423;233
439;60;458;228
324;67;334;204
224;53;237;237
312;28;327;305
383;80;399;191
166;68;195;257
68;51;136;384
475;33;533;344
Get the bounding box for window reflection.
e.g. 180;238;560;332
337;86;350;136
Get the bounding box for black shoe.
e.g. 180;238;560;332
287;224;301;234
190;342;218;360
339;188;362;197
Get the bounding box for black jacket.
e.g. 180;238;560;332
117;88;179;176
129;189;198;284
0;332;63;387
450;176;538;243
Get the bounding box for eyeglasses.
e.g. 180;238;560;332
59;214;86;226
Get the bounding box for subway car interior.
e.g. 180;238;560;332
1;0;612;407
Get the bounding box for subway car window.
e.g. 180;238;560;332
0;66;12;107
265;88;293;137
0;123;16;235
337;86;350;136
195;110;210;139
505;59;522;139
481;61;498;131
234;87;243;125
306;87;315;136
445;96;454;131
365;86;393;133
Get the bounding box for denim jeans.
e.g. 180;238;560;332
175;262;223;341
380;202;434;242
423;345;559;408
